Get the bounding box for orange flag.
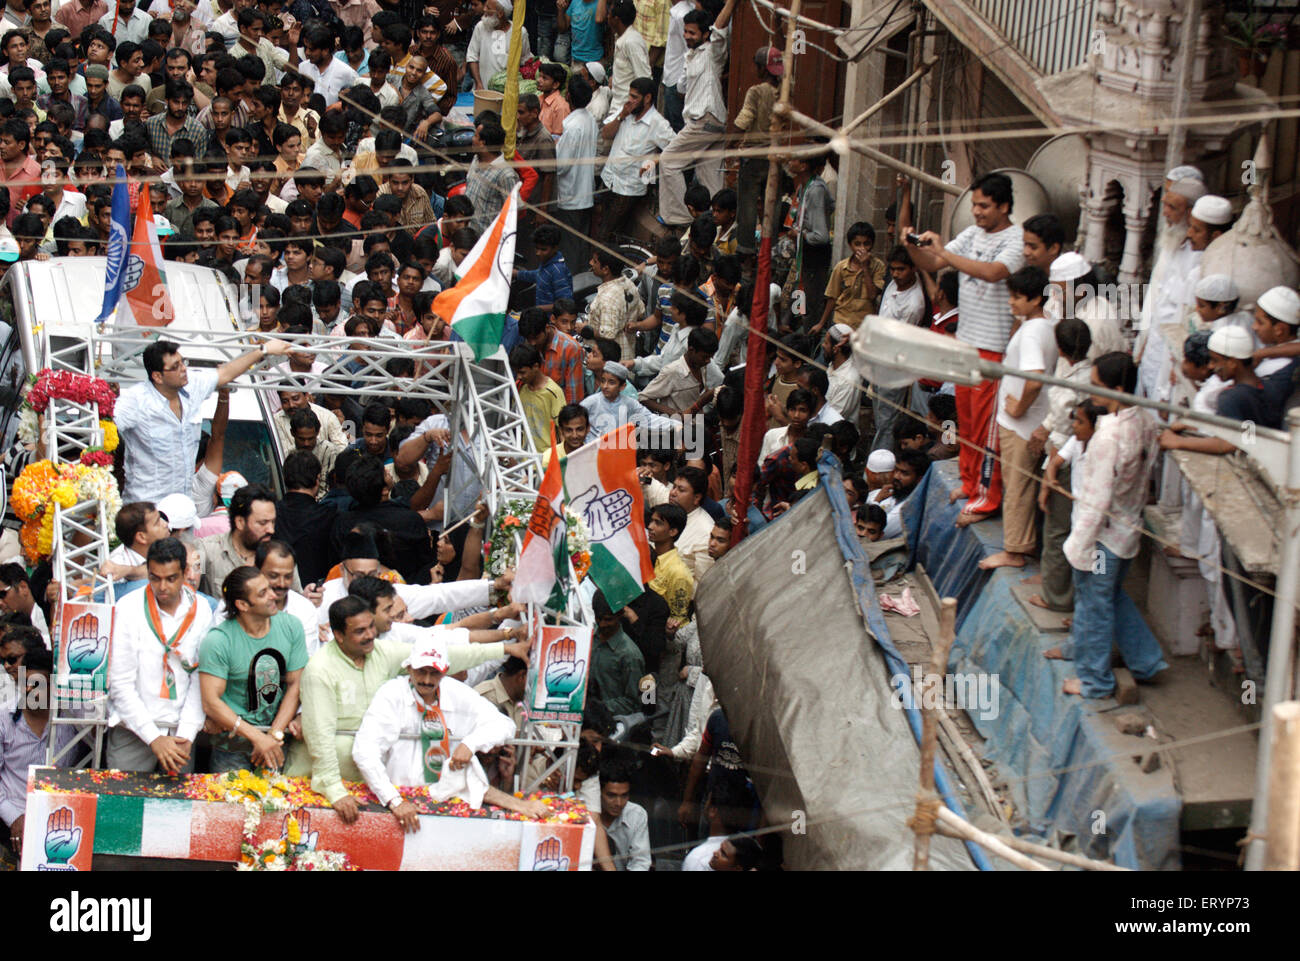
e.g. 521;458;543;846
126;184;176;327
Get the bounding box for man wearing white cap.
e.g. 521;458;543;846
579;62;612;133
352;631;548;832
1134;178;1205;398
1047;252;1125;359
1191;273;1253;335
823;324;862;423
1250;285;1300;421
580;360;680;443
1160;326;1272;456
466;0;531;90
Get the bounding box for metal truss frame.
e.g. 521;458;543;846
86;325;586;792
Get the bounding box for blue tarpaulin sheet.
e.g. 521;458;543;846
902;460;1182;870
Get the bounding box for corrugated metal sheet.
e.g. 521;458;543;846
970;0;1097;75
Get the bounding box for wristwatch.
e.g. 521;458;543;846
271;729;285;743
388;797;403;811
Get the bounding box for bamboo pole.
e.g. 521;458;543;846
840;58;938;137
730;0;802;544
913;597;956;870
933;807;1049;872
935;708;1006;823
1265;701;1300;870
994;830;1130;872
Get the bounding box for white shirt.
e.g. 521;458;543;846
827;359;862;422
301;138;343;176
811;401;843;426
109;587;213;745
996;314;1059;440
675;505;714;582
30;603;50;649
681;25;729;125
944;224;1025;354
352;673;515;807
661;0;695;87
556;107;598;210
466;21;530;85
284;590;322;657
759;425;791;465
115;368;220;504
98;6;152;44
602;106;674;197
683;835;725;871
607;27;651;122
108;544;146;568
315;576;492;626
297;57;360;107
877;278;927;326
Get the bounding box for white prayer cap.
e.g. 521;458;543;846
1208;325;1254;360
603;360;630;381
1257;286;1300;327
1190;195;1232;225
827;323;853;343
1193;273;1239;303
866;449;895;473
1169;179;1207;202
156;493;198;532
585;61;606;85
1166;165;1203;184
494;0;513;15
403;635;450;672
1049;252;1091;283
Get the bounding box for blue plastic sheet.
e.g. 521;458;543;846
903;459;1182;870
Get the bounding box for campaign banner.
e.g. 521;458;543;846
525;623;593;723
22;791;97;871
518;821;591;871
55;601;113;696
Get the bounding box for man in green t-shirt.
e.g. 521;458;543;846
199;566;310;772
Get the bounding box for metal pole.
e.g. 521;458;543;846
1162;0;1200;173
1246;409;1300;870
1264;701;1300;870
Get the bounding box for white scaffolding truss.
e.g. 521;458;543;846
87;325;584;790
41;325;114;768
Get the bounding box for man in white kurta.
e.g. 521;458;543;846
352;636;546;831
108;538;214;773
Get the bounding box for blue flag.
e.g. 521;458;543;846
95;165;131;324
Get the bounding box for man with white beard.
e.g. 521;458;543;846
1133;173;1206;398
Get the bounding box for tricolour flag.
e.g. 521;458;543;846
94;165;131;324
126;179;176;326
561;424;654;611
434;183;519;361
512;423;569;609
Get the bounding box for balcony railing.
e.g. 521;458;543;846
970;0;1098;75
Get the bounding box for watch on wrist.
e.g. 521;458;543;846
271;729;284;743
388;797;403;811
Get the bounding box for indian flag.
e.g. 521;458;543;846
513;424;569;609
561;424;654;611
434;183;520;361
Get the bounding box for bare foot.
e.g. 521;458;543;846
1021;574;1042;585
1043;647;1066;659
1063;617;1072;630
1062;677;1082;695
954;510;989;528
949;488;966;505
1027;593;1050;609
978;550;1026;570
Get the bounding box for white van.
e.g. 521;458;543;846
0;257;286;504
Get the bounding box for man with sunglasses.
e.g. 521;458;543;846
115;337;293;504
0;564;49;649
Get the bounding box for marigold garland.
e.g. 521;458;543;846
11;460;122;563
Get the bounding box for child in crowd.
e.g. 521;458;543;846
711;189;738;257
813;220;886;335
511;342;567;452
516;224;573;314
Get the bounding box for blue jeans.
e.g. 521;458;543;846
210;745;255;773
535;13;558;59
1070;544;1168;698
552;29;571;65
662;83;685;132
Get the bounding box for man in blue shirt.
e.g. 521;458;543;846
516;224;574;313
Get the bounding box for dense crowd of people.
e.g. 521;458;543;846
0;0;1294;873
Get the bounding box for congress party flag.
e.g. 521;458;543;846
561;425;654;611
434;183;519;362
512;424;569;609
93;165;131;325
126;179;176;326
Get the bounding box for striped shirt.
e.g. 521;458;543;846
944;224;1024;353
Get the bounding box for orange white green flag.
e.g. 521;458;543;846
126;180;175;326
561;424;654;611
433;183;519;361
512;423;569;609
